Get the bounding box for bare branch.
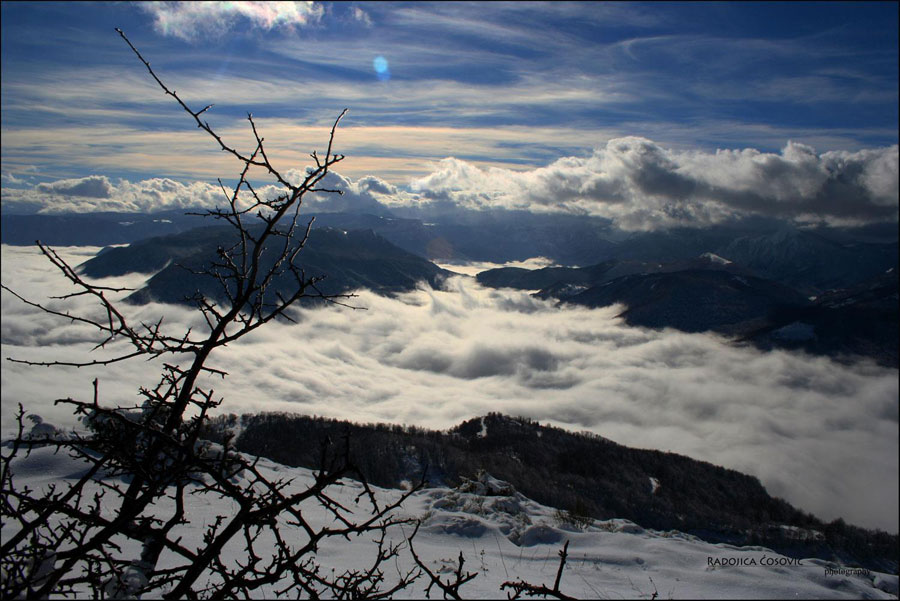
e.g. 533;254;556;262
1;28;426;601
501;541;576;600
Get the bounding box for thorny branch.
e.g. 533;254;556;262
1;27;586;601
0;28;411;600
407;522;478;600
501;541;576;600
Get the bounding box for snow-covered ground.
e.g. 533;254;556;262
3;441;896;599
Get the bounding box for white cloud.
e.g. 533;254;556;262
36;175;113;199
351;6;372;27
2;245;897;532
139;1;323;41
404;140;900;229
1;172;30;186
2;138;897;229
2;176;227;214
0;169;397;216
271;169;395;214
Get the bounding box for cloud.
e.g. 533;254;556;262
350;6;372;27
0;167;403;216
1;172;31;186
403;140;900;229
5;137;897;230
2;245;897;532
3;176;226;214
271;169;395;214
36;175;113;199
139;1;323;41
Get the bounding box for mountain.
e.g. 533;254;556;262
745;268;899;366
5;210;896;293
562;269;810;336
1;209;620;266
78;224;454;305
0;210;201;246
476;263;607;291
478;256;810;335
207;412;899;573
593;224;897;294
299;210;621;265
477;255;755;293
476;252;898;365
718;226;899;293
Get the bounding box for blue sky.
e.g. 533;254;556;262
1;1;897;228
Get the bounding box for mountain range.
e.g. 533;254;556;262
77;223;453;305
5;209;897;365
478;257;898;366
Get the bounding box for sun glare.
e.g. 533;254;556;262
373;55;390;81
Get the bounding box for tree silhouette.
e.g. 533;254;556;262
0;28;584;601
0;28;421;599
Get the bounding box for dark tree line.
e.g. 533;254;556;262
216;411;899;573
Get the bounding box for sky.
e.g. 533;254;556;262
1;1;898;229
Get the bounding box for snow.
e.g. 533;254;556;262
700;252;733;265
3;442;896;600
649;476;660;495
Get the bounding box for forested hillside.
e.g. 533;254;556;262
206;412;899;572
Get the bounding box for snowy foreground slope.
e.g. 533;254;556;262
4;443;897;600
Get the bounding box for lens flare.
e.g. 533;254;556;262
373;56;390;81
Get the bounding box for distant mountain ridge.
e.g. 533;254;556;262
562;268;809;335
5;210;895;293
477;256;898;366
1;210;200;246
9;210;897;363
78;224;454;305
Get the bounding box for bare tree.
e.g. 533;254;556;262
1;28;586;601
0;29;421;599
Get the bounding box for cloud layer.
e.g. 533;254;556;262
5;139;897;230
4;176;227;214
404;139;899;229
2;245;897;532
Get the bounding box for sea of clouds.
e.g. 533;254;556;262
1;244;897;533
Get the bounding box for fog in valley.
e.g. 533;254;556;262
2;244;897;534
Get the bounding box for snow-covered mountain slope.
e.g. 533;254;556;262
3;443;896;599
